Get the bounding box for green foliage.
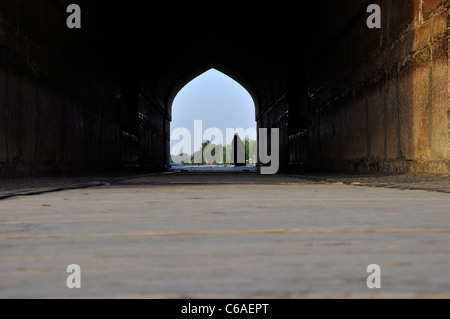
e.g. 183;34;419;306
171;138;257;166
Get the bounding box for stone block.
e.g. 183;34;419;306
431;12;448;42
410;48;432;162
413;19;432;52
430;40;449;159
0;54;6;163
423;0;444;19
19;71;37;165
366;81;386;161
385;67;400;160
387;31;414;65
397;59;416;161
389;0;420;41
342;95;369;160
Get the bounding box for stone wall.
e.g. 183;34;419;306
138;92;168;169
292;0;450;173
1;1;448;175
258;94;290;170
0;0;123;175
0;0;167;175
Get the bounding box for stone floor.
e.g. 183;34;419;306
0;171;449;298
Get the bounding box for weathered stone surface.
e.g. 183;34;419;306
301;0;449;174
1;174;450;298
423;0;445;19
385;66;400;161
431;40;449;160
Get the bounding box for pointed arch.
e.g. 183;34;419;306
166;58;260;121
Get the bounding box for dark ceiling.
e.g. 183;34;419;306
62;0;369;115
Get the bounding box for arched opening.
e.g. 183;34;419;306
169;69;257;171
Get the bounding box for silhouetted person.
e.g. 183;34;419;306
232;134;246;167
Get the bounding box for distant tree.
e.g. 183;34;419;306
245;138;250;162
189;140;222;165
248;139;257;164
172;139;257;166
170;152;191;165
202;140;211;148
223;146;227;164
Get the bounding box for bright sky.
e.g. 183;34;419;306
170;69;257;155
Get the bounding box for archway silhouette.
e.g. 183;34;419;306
166;60;260;119
169;68;257;170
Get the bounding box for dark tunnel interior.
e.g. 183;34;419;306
0;0;448;176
